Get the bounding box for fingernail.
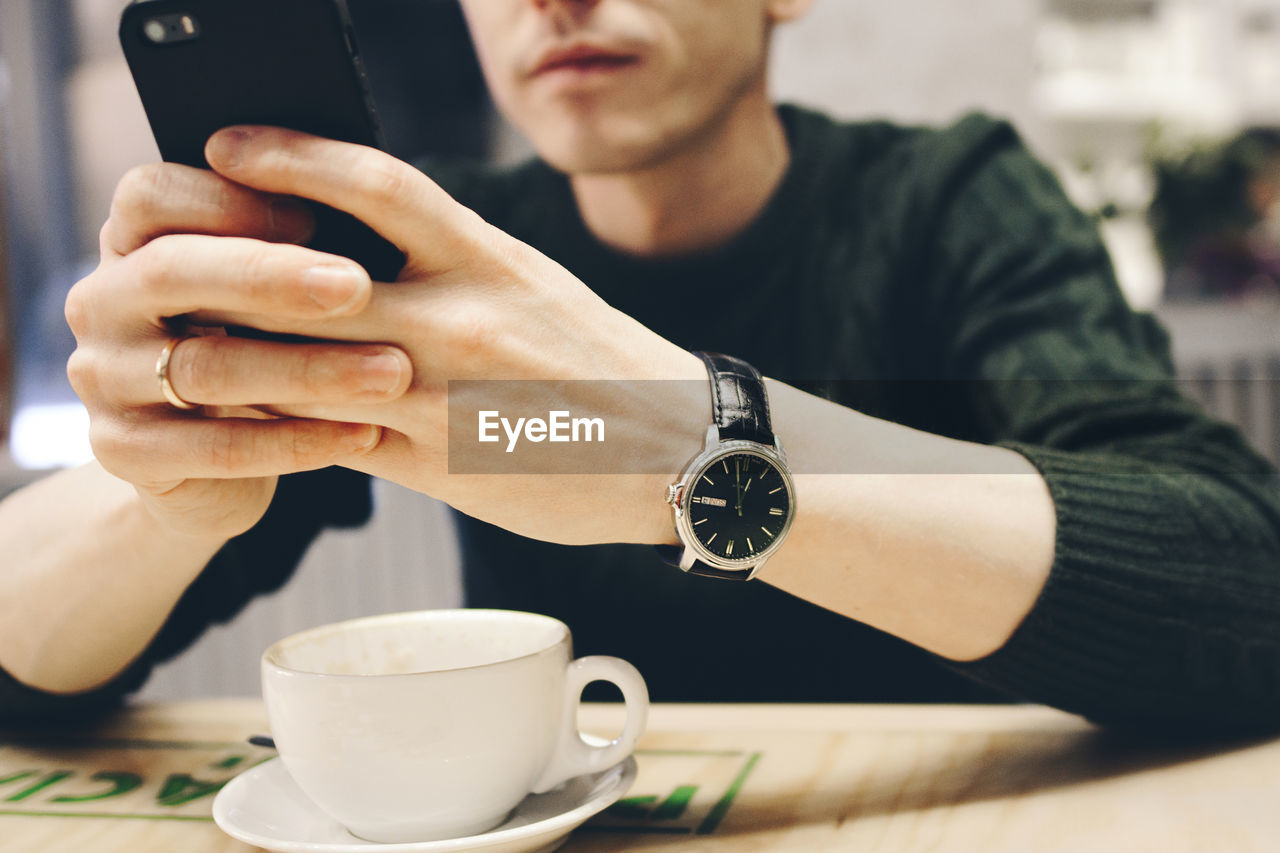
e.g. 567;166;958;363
208;128;253;169
269;198;314;243
303;264;365;313
349;425;381;452
360;354;404;394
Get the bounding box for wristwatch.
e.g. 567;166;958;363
659;352;796;580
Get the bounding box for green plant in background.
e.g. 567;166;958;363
1145;124;1280;300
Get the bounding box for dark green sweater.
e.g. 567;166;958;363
5;106;1279;732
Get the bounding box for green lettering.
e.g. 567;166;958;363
652;785;699;820
607;785;700;821
5;771;72;802
156;774;226;807
51;771;143;803
608;795;657;819
0;771;38;789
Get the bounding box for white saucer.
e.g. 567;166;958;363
212;753;638;853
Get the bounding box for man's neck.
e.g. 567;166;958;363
568;91;790;258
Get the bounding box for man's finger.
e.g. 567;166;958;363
167;336;410;407
258;395;440;440
91;416;382;482
205;126;488;274
95;335;411;408
182;277;445;344
119;234;372;322
103;162;315;257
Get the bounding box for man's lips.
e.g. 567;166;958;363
530;43;640;77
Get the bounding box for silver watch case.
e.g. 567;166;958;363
666;425;797;578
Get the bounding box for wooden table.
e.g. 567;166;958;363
1;700;1277;852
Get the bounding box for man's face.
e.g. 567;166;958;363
457;0;781;174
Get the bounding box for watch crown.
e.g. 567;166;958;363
665;484;681;506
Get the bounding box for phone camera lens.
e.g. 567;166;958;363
143;20;167;43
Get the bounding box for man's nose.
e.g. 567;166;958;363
531;0;601;11
530;0;601;31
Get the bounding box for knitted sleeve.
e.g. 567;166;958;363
918;117;1280;733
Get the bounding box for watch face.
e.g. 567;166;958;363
685;451;793;563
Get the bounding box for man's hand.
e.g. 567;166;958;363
65;160;405;541
189;126;708;546
69;126;707;547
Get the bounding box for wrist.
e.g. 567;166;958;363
661;353;797;580
627;349;709;545
133;476;275;547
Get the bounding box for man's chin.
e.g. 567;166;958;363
528;128;675;177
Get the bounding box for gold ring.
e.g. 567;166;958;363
156;336;198;410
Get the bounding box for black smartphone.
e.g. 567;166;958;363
119;0;405;282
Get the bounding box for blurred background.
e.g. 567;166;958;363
1;0;1279;698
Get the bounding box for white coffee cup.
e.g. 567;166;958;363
260;609;648;843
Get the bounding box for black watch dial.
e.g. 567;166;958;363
686;451;792;563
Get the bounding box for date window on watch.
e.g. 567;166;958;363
694;496;728;507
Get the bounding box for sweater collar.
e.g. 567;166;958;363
535;105;833;300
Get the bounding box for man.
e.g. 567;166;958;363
2;0;1278;730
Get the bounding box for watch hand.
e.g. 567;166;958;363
734;458;744;515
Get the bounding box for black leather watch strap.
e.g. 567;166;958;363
695;352;773;446
654;544;756;580
656;352;779;580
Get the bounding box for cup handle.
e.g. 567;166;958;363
531;655;649;793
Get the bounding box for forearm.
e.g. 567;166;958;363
697;380;1280;730
615;369;1057;660
0;462;227;694
752;381;1056;661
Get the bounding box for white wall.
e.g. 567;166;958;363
771;0;1048;153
